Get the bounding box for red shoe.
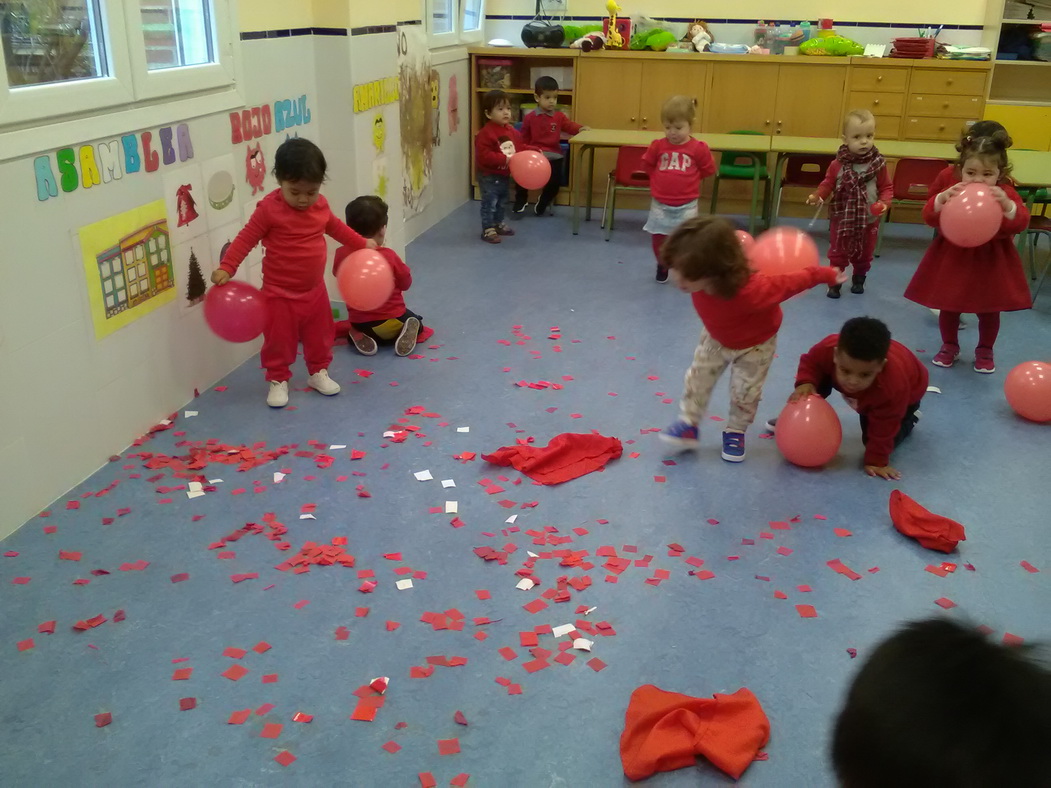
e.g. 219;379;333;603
973;347;995;374
931;343;959;368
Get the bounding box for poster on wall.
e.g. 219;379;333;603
78;201;175;339
397;24;433;216
161;163;209;247
171;241;215;315
199;154;241;230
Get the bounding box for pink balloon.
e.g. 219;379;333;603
940;183;1002;248
775;395;843;468
750;227;819;276
204;281;266;343
1004;361;1051;423
509;151;551;191
735;229;755;253
337;249;395;311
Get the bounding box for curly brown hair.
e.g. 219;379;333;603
660;217;751;298
959;131;1013;181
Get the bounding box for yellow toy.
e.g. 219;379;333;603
605;0;624;50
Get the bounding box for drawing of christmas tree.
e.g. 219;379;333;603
186;248;206;305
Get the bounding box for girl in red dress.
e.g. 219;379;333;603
904;130;1030;373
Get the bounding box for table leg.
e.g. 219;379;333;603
748;154;761;235
572;144;583;234
768;153;786;227
1017;190;1035;259
585;147;596;223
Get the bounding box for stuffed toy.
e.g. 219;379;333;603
685;20;713;52
800;36;864;56
570;31;607;51
629;27;678;51
562;23;603;42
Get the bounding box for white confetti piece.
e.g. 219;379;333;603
441;479;456;488
273;472;286;483
414;470;433;481
552;624;575;638
456;426;470;433
505;514;518;524
926;386;942;394
395;579;413;590
299;514;316;520
330;444;347;450
516;578;536;591
445;501;458;514
184;410;198;418
572;638;594;652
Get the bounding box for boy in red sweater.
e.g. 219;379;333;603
212;138;373;408
642;95;716;282
658;217;843;462
475;90;535;244
334;195;430;357
808;109;892;298
767;316;928;480
512;76;588;217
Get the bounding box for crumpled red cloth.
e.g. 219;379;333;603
620;685;770;781
889;490;967;553
482;433;622;485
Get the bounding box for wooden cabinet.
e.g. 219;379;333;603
903;66;988;142
575;57;709;132
705;63;778;133
910;68;987;96
636;60;709;131
848;61;910;139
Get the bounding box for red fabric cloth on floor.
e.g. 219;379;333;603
889;490;966;553
482;433;622;485
620;685;770;781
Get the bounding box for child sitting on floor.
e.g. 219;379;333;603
659;216;844;462
766;316;927;480
334;196;430;357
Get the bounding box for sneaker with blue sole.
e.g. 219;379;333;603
659;420;699;450
721;431;746;462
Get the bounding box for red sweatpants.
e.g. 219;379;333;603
260;282;334;382
827;219;879;276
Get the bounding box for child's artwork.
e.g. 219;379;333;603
447;74;459;134
162;164;208;246
397;23;433;216
172;241;215;315
244;142;267;197
78;201;176;339
200;154;240;229
430;68;441;147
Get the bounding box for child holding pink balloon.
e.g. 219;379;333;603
334;195;428;357
475;90;541;244
904;129;1030;373
658;217;845;462
211;137;374;408
643;95;716;282
767;317;928;480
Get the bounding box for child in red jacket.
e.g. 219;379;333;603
334;196;430;357
212;137;373;408
658;217;844;463
808;109;892;298
904;129;1030;374
767;316;928;480
512;76;588;217
642;95;716;282
474;90;536;244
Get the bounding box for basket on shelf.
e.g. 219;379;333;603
890;37;937;58
478;58;512;89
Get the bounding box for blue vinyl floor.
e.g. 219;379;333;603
2;202;1049;787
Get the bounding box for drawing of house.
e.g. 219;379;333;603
97;245;127;318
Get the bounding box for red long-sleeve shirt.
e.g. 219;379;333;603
219;189;367;293
690;267;839;349
333;245;413;323
521;110;582;153
642;137;716;206
796;335;929;467
475;121;535;176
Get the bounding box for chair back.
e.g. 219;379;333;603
614;146;650;187
720;130;766;169
782;154;834;187
891;157;947;201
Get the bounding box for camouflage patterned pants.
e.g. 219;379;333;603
679;330;777;433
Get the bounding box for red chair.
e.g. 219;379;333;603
875;157;946;256
602;146;650;241
770;154;834;224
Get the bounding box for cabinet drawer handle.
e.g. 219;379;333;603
877;75;883;81
942;103;949;109
630;116;636;122
874;99;880;105
776;119;782;125
765;119;771;125
641;117;646;123
947;79;953;85
939;125;945;130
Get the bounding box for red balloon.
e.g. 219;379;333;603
735;229;755;254
775;395;842;468
204;281;266;343
509;151;551;191
940;183;1002;248
1004;361;1051;422
337;249;395;311
750;227;819;276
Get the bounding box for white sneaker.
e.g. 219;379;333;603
307;369;341;396
267;380;289;408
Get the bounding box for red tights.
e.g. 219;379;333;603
938;311;1000;350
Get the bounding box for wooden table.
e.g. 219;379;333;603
569;130;772;235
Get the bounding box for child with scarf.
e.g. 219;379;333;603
808;109;892;298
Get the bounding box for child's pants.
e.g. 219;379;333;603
260;282;333;382
515;156;563;209
679;331;777;432
812;381;922;452
939;310;1000;349
828;219;880;276
352;309;424;342
478;173;509;230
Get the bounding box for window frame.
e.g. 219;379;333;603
0;0;242;161
425;0;485;48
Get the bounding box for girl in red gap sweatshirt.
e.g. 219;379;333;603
658;217;844;463
212;138;373;408
474;90;536;244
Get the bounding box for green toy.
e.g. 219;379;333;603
800;36;864;56
629;28;678;51
562;23;603;44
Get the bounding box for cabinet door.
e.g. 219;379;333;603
705;63;778;133
776;65;847;137
637;61;710;131
574;58;642;129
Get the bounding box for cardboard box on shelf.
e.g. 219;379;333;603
529;65;574;91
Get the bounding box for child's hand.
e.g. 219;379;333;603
211;270;230;286
788;383;816;403
989;185;1013;212
833;269;849;285
869;202;888;216
365;238;378;249
805;194;823;206
864;464;902;481
935;183;965;206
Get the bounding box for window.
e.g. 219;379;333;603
426;0;484;47
1;0;239;157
